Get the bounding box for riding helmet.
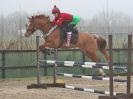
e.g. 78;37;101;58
52;5;60;14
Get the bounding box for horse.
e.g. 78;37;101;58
24;14;110;76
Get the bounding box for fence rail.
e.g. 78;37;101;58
0;48;133;78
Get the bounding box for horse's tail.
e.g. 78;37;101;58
94;35;110;61
96;36;107;51
91;34;106;50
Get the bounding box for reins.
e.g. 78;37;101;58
43;25;58;39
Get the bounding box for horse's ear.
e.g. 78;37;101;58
31;16;34;20
46;16;50;21
28;17;31;20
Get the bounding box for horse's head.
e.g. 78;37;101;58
25;15;51;37
25;16;37;37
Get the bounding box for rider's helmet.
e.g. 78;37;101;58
52;5;60;14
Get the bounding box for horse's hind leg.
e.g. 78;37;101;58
99;49;110;61
86;51;106;76
80;48;100;62
86;52;100;62
98;49;109;76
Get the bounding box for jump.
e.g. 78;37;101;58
24;6;110;76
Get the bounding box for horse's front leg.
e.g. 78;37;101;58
39;43;54;55
39;43;49;50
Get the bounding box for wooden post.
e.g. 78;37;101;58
99;35;133;99
43;52;47;76
36;36;40;85
82;54;86;75
127;34;132;94
2;51;5;79
109;35;113;96
27;36;47;89
54;49;57;84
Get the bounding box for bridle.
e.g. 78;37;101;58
26;18;58;39
38;20;58;39
26;22;37;35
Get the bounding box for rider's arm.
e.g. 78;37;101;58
55;17;64;26
52;19;57;26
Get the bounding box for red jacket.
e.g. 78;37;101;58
52;13;73;26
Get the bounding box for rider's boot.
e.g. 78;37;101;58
65;32;72;47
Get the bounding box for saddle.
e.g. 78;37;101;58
60;26;79;44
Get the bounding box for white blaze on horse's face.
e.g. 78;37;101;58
25;17;36;37
27;22;30;27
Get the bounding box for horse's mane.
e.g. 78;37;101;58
34;14;48;19
31;14;52;26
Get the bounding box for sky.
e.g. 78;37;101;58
0;0;133;19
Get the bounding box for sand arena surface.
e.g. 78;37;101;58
0;76;132;99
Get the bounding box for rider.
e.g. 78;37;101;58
52;5;80;47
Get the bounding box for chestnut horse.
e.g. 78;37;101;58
25;14;109;76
